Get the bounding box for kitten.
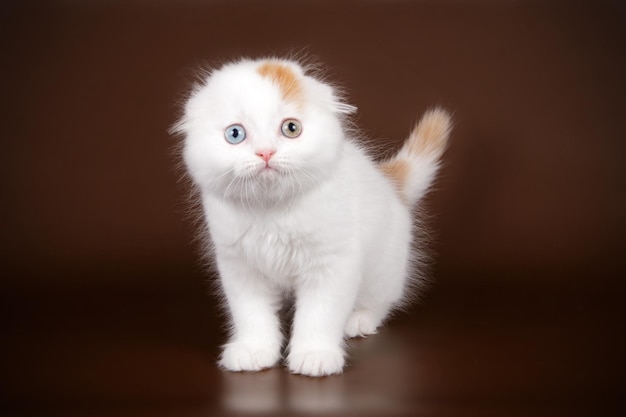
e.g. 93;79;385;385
174;57;451;377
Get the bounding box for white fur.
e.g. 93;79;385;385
176;58;445;376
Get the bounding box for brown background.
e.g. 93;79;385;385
2;1;625;416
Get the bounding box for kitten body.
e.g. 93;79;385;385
176;58;450;376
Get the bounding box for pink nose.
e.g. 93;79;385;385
256;149;276;162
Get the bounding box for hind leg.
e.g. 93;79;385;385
344;266;408;338
346;198;415;338
345;242;411;338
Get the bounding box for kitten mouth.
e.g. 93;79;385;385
257;164;278;177
258;161;281;173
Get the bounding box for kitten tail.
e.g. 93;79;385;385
379;108;452;206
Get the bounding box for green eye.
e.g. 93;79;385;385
225;124;246;144
281;119;302;138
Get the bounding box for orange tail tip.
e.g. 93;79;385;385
406;107;452;159
379;108;452;206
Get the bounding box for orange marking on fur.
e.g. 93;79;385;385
257;61;303;103
406;108;451;158
379;159;410;204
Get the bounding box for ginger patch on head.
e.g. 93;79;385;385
257;61;303;103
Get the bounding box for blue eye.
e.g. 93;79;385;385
225;124;246;144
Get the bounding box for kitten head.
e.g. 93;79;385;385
175;58;356;208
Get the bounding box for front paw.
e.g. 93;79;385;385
219;342;281;372
287;347;345;377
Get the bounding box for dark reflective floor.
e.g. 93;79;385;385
3;274;623;416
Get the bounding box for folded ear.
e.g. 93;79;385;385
333;101;358;115
305;77;357;116
325;82;357;115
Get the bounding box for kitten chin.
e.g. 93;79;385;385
176;57;451;376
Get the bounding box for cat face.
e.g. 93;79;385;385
179;59;355;207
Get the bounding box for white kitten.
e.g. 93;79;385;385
174;58;451;377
